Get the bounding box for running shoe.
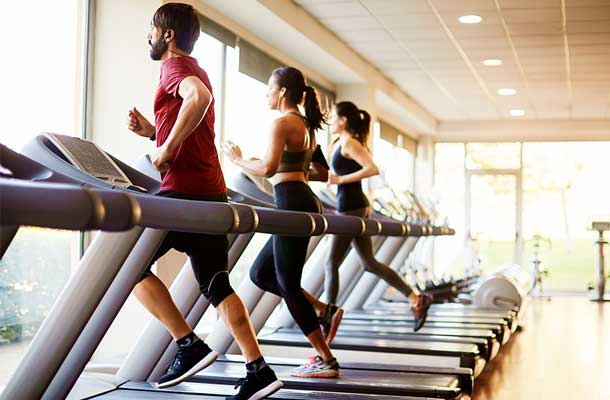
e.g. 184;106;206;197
290;356;340;378
319;303;344;345
226;365;283;400
156;340;219;388
412;293;433;332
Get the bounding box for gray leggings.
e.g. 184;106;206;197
323;207;414;304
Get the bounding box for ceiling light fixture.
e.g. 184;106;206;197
459;15;482;24
483;59;502;66
498;88;516;96
510;109;525;117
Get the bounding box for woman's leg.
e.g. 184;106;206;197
352;233;418;301
273;234;333;361
249;236;281;296
323;234;354;305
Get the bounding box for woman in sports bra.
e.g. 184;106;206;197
325;101;432;332
223;66;340;378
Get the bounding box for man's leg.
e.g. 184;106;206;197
134;274;192;339
133;235;193;340
215;293;262;362
134;233;218;389
190;240;283;399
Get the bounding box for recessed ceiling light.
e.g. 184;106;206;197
498;88;516;96
459;15;482;24
510;109;525;117
483;59;502;66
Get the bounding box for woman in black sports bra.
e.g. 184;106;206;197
325;101;432;332
223;67;340;378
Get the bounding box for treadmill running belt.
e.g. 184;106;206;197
98;381;429;399
190;361;463;398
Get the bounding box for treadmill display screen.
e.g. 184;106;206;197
49;135;129;182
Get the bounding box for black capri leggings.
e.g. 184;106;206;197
250;181;321;336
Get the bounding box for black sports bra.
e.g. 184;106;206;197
276;112;315;173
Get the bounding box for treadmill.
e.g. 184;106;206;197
0;143;139;256
179;173;484;386
7;134;473;399
299;189;512;347
370;191;518;316
341;212;518;328
268;187;503;360
127;161;475;399
3;134;322;400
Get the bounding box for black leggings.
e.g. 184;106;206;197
250;181;321;336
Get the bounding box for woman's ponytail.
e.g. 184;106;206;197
303;85;326;133
272;67;327;134
357;109;371;144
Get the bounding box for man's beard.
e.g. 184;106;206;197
149;37;167;60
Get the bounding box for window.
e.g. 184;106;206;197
433;143;466;276
434;140;610;291
222;45;277;183
522;142;610;290
466;142;521;170
192;32;225;139
0;0;85;386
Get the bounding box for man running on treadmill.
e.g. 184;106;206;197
127;4;282;399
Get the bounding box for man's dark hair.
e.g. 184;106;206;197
152;3;200;54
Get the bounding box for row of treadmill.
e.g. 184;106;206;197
0;133;531;400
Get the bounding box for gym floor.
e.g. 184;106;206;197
2;296;607;398
473;296;610;399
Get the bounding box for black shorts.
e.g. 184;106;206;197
138;190;231;305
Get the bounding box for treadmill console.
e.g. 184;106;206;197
44;133;146;192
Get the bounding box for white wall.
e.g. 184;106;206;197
88;0;165;363
89;0;161;163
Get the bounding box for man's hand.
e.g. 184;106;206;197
151;144;173;172
128;107;155;138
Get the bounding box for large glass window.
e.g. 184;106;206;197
466;142;521;170
433;143;466;276
0;0;85;386
222;45;277;183
192;32;225;139
522;142;610;290
373;123;416;192
434;140;610;292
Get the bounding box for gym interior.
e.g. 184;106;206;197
1;1;609;399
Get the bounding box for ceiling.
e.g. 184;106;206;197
294;0;610;121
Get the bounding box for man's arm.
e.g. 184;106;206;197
128;107;155;138
164;76;212;152
151;76;212;171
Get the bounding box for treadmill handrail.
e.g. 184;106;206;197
0;178;105;230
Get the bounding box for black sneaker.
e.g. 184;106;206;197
412;294;433;332
226;365;283;400
319;304;344;345
156;340;219;389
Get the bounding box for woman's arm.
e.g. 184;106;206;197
224;119;286;178
309;162;329;181
329;137;379;185
308;145;329;181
